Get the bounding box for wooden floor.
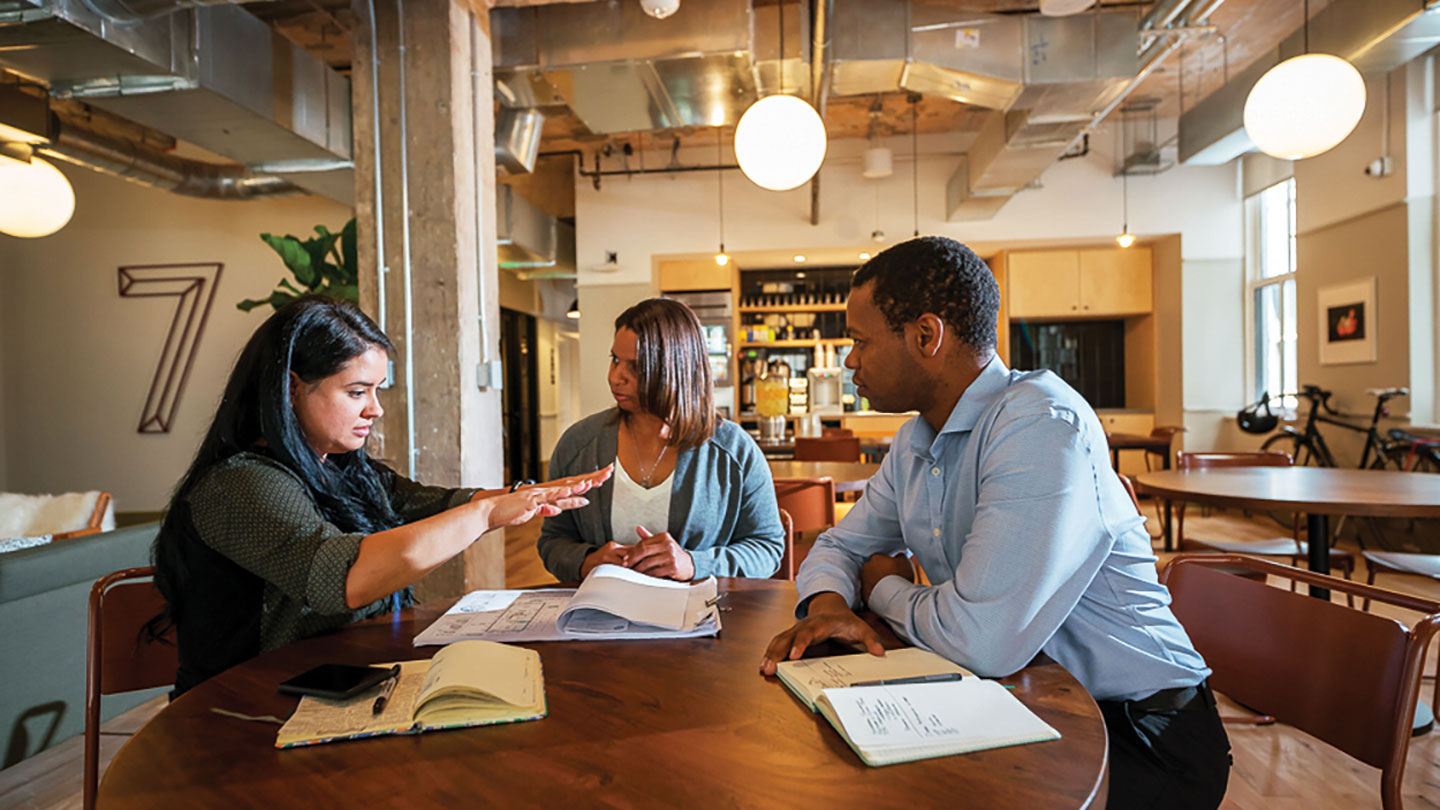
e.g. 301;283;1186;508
8;507;1440;810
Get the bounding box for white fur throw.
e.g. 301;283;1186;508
0;491;115;539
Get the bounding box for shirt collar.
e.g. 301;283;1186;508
908;355;1011;454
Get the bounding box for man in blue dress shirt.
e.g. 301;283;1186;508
761;237;1229;809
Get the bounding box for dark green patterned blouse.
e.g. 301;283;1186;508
170;451;474;694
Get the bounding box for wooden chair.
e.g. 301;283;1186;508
86;567;177;810
1161;554;1440;810
772;509;796;581
1363;552;1440;612
794;436;861;463
1174;451;1356;583
821;427;854;438
1144;426;1187;470
773;477;837;573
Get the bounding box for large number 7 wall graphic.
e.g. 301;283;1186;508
118;263;224;434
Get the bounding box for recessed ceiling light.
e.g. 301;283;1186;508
858;252;871;260
793;255;806;263
795;271;806;278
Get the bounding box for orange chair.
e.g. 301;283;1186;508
773;477;837;572
1174;451;1356;583
1162;554;1440;810
773;509;796;581
794;436;861;463
85;567;177;810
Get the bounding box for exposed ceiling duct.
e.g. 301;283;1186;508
0;0;353;202
830;0;1146;220
493;0;807;136
497;184;575;278
1181;0;1440;166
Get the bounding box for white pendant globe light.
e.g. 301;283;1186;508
1244;53;1365;160
734;94;827;191
0;151;75;238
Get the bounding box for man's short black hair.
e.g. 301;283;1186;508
851;236;1000;352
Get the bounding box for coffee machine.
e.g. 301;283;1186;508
807;367;843;415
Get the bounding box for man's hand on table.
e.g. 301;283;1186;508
758;592;885;676
861;553;915;604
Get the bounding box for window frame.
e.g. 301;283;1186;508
1243;177;1298;412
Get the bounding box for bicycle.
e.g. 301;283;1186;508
1245;385;1409;470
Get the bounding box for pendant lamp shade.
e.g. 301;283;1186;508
1244;54;1366;160
0;152;75;238
734;95;827;191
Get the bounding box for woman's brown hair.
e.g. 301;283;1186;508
614;297;718;451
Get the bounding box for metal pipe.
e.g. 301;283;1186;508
39;119;301;199
77;0;276;25
579;163;741;181
366;0;388;356
1138;0;1193;32
472;12;493;372
809;0;830;226
397;0;417;478
1061;0;1229;155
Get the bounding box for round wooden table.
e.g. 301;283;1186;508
1136;467;1440;599
767;460;880;493
99;580;1108;809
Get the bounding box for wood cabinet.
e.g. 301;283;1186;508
658;260;733;293
1007;247;1152;319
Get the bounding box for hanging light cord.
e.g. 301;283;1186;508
912;97;919;237
717;129;725;253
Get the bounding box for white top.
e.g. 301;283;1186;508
610;458;673;546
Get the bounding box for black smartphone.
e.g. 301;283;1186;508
277;663;395;700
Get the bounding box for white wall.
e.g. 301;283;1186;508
0;161;351;511
573;124;1245;418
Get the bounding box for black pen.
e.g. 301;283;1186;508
849;672;964;688
371;665;401;715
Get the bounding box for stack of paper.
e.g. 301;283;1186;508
415;565;720;646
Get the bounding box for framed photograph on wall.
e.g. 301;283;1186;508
1317;277;1376;365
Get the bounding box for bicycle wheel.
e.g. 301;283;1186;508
1261;433;1313;465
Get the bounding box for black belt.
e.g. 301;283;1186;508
1129;681;1214;714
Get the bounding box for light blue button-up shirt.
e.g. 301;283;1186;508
796;357;1209;702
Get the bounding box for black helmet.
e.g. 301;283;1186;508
1237;393;1278;434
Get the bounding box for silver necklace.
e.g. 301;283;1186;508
629;426;669;488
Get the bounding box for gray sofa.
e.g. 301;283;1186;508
0;522;168;769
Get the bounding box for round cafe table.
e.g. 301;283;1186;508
99;580;1108;809
1135;467;1440;600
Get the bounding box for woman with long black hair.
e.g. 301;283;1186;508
153;296;608;695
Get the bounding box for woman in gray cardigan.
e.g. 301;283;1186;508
538;298;784;582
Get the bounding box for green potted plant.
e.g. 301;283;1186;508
238;218;359;312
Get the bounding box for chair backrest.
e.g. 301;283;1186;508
1161;554;1440;809
772;509;795;581
772;477;837;534
1117;473;1142;513
86;567;177;810
1176;450;1292;469
822;427;854;438
794;436;861;462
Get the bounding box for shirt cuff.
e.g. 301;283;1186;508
795;575;861;618
866;574;918;631
307;532;366;614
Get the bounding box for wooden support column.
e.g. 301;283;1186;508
354;0;505;598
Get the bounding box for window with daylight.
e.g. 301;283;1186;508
1246;178;1297;411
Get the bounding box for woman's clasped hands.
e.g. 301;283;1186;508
579;524;695;581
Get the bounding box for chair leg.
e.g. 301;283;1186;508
1364;566;1379;613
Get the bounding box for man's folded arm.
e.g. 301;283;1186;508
867;412;1115;676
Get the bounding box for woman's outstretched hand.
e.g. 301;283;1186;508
484;465;613;529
